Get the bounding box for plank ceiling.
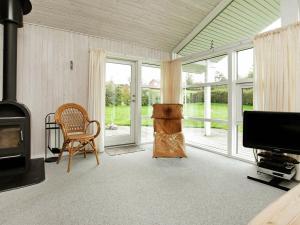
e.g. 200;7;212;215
178;0;281;56
24;0;223;52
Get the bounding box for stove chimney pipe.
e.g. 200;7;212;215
0;0;32;101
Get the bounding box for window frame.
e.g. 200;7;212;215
236;83;253;123
140;63;161;144
236;48;254;81
182;55;230;153
180;42;255;162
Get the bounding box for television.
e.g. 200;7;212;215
243;111;300;155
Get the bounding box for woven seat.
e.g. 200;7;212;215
68;133;95;141
55;103;100;172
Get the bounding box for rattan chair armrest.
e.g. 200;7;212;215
88;120;100;138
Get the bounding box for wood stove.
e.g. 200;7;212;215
0;0;32;176
0;102;30;175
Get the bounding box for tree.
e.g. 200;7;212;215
121;85;131;106
105;81;115;106
115;85;122;106
142;89;150;106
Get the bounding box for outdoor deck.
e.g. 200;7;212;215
105;126;253;160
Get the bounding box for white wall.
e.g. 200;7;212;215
281;0;299;26
0;23;170;157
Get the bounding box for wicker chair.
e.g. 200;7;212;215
55;103;100;172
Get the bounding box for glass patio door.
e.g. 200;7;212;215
105;59;136;146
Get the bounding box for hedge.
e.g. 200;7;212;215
183;87;253;105
106;84;253;106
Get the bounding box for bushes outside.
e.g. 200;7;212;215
141;89;160;106
183;86;253;105
241;88;253;105
106;83;160;107
105;82;253;107
106;82;131;106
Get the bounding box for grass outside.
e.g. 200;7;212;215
105;103;253;129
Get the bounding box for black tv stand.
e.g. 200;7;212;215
247;149;298;191
247;176;290;191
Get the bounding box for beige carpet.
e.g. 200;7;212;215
0;145;285;225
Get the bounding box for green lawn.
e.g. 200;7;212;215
105;103;253;129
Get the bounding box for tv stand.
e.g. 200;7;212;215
247;149;298;191
247;176;290;191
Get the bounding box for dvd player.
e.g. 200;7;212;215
257;159;296;180
258;159;295;174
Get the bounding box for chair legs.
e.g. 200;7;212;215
81;141;87;158
58;139;99;172
57;142;67;164
92;140;100;165
83;148;87;158
67;141;75;173
67;151;73;173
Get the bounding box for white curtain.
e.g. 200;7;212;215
254;22;300;167
254;22;300;112
161;59;182;104
88;49;106;152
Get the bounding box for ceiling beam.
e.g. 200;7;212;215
172;0;234;54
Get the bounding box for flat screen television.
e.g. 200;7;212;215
243;111;300;155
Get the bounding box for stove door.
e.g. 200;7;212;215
0;118;25;157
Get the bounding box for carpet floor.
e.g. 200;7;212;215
105;145;146;156
0;146;284;225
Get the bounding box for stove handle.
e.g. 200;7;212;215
20;130;24;142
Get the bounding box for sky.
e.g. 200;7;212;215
106;63;160;86
182;50;253;83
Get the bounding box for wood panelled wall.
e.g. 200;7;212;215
0;24;170;157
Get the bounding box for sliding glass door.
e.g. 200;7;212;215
105;59;136;146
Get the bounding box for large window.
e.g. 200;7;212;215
234;48;254;160
181;47;255;161
235;85;254;160
141;64;161;143
237;48;254;80
182;55;228;154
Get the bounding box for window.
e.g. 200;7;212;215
207;55;228;82
237;49;254;80
141;64;161;143
181;47;256;161
235;85;254;160
235;48;254;160
105;62;132;138
242;88;254;112
182;55;228;154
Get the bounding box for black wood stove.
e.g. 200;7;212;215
0;0;45;191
